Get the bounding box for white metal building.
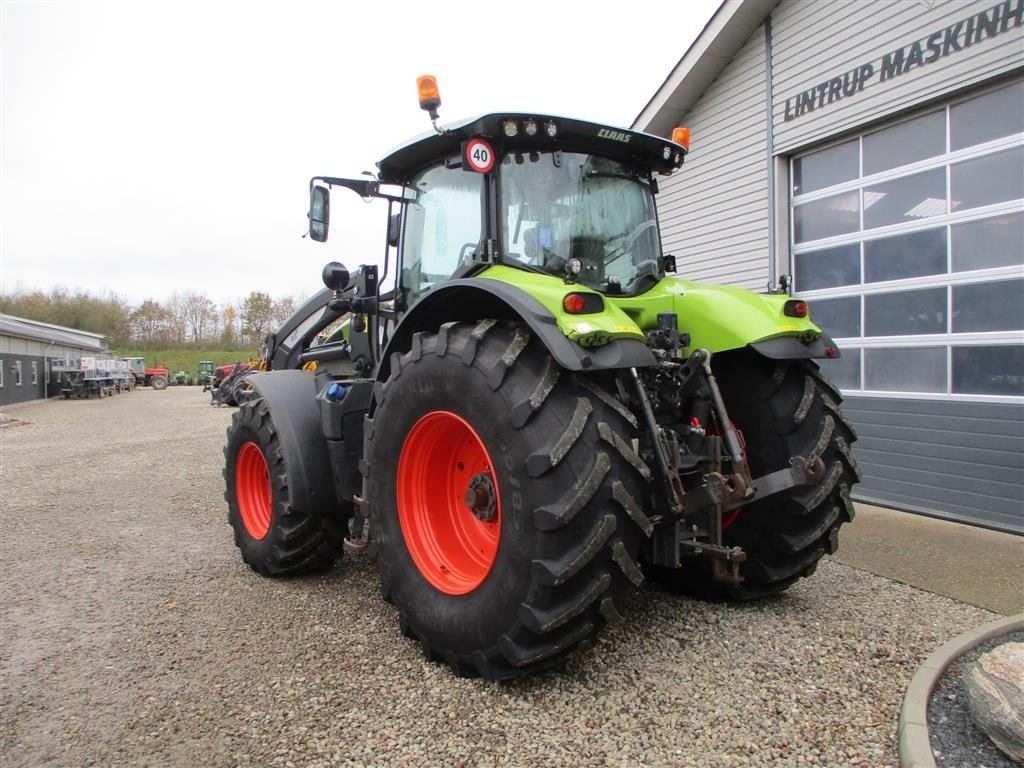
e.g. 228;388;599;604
635;0;1023;533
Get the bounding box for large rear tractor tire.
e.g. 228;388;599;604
647;350;860;601
224;396;346;576
364;321;650;679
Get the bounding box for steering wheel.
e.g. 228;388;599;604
458;242;477;263
603;220;658;269
631;259;666;286
618;220;657;252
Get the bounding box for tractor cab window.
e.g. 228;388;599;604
401;163;484;304
501;152;662;294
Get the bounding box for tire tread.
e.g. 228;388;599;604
369;321;647;679
224;399;346;577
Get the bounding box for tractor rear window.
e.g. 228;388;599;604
500;152;661;293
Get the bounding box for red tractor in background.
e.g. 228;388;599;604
123;357;169;390
207;362;256;406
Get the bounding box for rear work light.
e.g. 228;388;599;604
784;300;809;318
563;292;604;314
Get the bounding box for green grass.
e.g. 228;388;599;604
114;348;258;376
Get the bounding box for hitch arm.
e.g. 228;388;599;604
692;349;751;487
721;455;826;512
684;455;825;514
628;367;685;515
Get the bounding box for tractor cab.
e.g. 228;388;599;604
197;360;215;389
304;108;693;382
309;110;687;305
386;116;681;307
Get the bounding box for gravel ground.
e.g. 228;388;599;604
928;630;1023;768
0;388;999;768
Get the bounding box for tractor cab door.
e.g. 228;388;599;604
399;162;485;307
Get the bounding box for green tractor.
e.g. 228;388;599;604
223;77;859;679
197;360;215;389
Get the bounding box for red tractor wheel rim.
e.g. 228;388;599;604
236;442;272;540
397;411;501;595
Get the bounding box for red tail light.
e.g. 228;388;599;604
784;300;809;318
563;292;603;314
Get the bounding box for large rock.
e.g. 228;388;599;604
965;641;1024;764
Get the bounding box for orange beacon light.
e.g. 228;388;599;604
672;126;691;151
417;75;441;115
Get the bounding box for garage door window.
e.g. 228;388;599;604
790;79;1024;401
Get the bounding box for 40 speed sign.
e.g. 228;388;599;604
463;138;495;173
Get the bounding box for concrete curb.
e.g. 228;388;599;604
898;613;1024;768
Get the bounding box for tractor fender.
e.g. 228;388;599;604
668;281;833;360
749;333;838;360
378;278;655;382
248;370;338;510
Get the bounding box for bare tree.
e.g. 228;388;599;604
181;292;217;343
164;293;189;345
206;304;223;342
220;305;239;347
271;295;297;329
129;300;171;347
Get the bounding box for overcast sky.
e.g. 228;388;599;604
1;0;721;308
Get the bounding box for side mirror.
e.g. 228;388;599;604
389;212;401;248
309;185;330;242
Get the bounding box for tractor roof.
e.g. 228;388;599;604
376;113;685;183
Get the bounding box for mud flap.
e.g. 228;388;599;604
249;370;338;513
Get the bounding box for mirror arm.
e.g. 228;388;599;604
310;176;375;198
309;176;409;204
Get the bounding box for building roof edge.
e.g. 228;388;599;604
631;0;778;136
0;313;108;352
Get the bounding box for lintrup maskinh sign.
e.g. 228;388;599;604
783;0;1024;122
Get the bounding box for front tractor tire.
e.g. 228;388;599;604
224;396;346;576
364;321;650;679
650;350;860;601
